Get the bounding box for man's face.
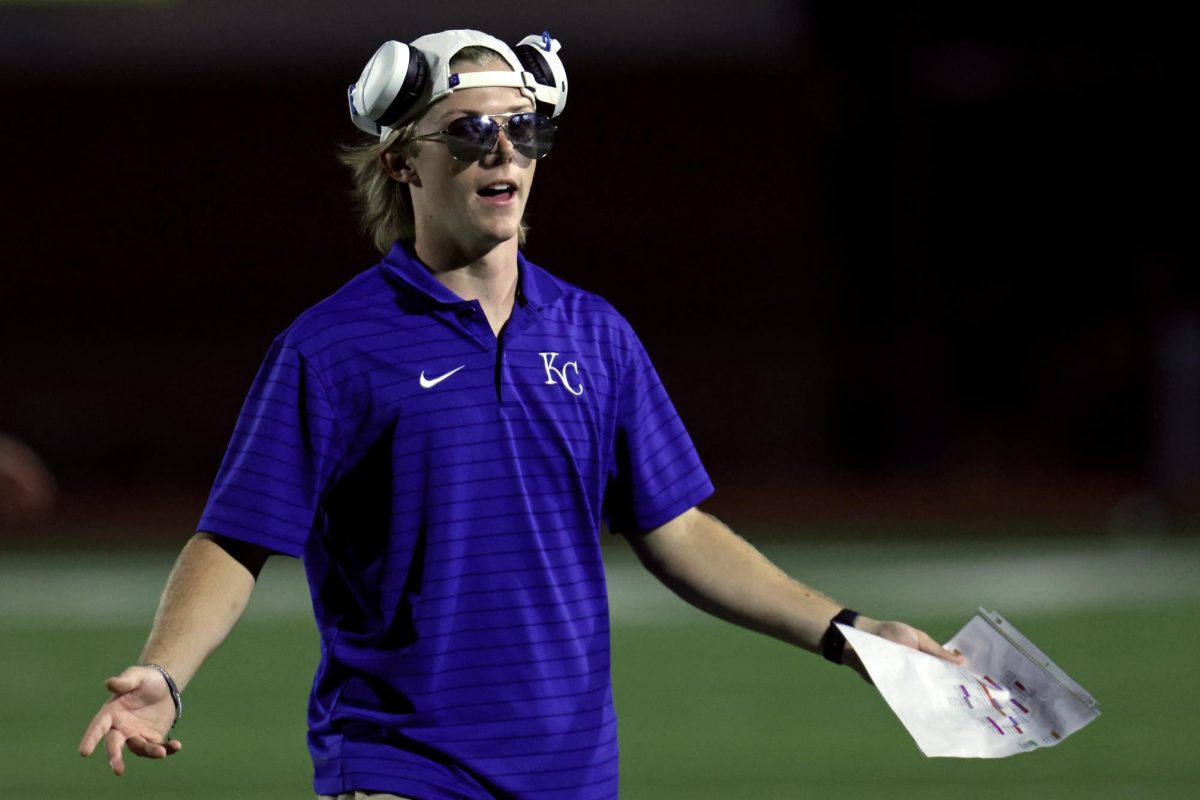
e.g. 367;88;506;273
399;63;537;259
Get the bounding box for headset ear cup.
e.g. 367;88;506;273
515;45;553;87
377;45;428;128
349;41;431;136
515;35;568;117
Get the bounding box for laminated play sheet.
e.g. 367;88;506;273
839;609;1100;758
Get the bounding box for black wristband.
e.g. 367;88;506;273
821;608;860;665
142;663;183;727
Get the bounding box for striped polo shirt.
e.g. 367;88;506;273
198;241;713;799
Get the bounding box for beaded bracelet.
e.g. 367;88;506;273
142;663;183;727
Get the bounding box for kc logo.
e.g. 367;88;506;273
539;352;584;396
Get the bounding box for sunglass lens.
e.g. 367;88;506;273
443;116;499;161
506;113;556;159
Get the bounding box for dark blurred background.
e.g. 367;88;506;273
0;1;1192;535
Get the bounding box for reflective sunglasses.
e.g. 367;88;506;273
412;112;557;162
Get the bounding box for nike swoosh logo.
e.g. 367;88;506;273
419;365;466;389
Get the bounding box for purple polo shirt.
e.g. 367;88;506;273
198;241;713;798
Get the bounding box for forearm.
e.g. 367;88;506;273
623;509;856;652
137;532;267;690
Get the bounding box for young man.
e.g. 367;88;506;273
80;30;960;799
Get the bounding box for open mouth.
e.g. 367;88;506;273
477;181;517;200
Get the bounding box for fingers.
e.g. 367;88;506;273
78;711;112;756
80;671;141;759
83;725;182;776
104;669;143;696
127;736;161;759
127;734;182;759
80;667;182;775
916;630;966;664
104;729;128;776
868;620;966;665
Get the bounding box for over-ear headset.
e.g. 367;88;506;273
348;30;568;140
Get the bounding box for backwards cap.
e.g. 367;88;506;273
348;29;567;141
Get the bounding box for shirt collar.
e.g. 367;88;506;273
380;240;465;307
380;240;562;311
515;250;562;310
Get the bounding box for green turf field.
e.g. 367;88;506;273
3;534;1198;799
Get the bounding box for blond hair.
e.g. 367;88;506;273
338;46;530;253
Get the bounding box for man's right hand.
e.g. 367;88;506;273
78;666;183;775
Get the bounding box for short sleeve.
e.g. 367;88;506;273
603;328;713;533
197;339;343;558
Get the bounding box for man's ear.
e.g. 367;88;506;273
381;150;420;186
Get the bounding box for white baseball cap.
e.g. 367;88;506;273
348;29;567;140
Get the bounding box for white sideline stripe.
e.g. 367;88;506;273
1;541;1197;628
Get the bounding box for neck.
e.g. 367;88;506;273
415;236;520;337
